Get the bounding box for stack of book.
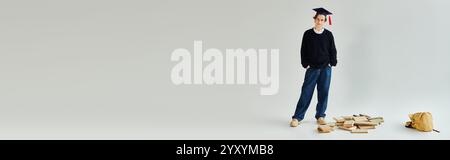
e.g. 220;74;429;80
318;114;384;134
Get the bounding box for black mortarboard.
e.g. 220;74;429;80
313;7;333;25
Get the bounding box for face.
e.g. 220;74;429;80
314;14;326;28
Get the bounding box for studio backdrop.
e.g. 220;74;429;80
0;0;449;139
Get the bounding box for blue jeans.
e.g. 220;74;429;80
292;66;332;121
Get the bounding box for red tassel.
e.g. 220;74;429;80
328;16;332;25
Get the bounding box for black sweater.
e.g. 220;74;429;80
300;28;337;68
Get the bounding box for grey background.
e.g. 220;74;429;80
0;0;449;139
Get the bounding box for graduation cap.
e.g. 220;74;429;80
313;7;333;25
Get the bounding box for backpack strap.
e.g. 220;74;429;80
405;121;413;128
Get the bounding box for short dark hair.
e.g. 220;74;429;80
313;13;327;22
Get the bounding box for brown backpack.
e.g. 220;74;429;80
405;112;439;133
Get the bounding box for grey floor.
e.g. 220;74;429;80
0;101;447;140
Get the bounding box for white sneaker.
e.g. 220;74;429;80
317;117;327;125
290;119;300;127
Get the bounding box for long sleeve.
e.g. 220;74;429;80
300;31;309;68
329;32;337;66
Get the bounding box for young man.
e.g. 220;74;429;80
290;8;337;127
